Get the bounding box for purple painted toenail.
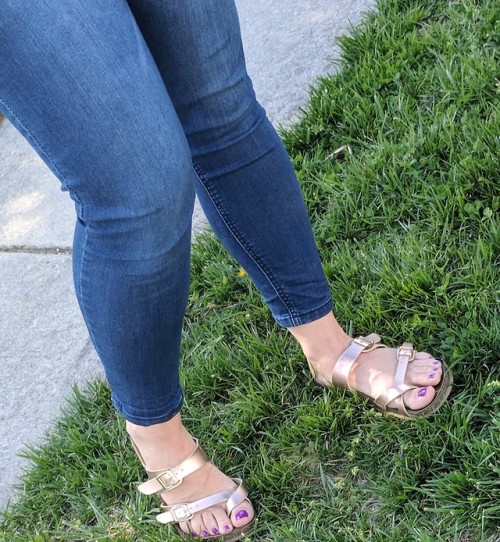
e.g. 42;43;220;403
192;532;197;537
212;528;219;535
202;530;210;537
434;360;440;365
429;373;436;379
223;525;231;532
235;510;249;521
418;387;427;397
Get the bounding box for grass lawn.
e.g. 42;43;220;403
1;0;498;540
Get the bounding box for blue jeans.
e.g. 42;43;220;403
0;0;332;425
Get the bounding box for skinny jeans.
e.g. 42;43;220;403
0;0;332;425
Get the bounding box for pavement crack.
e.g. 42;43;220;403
0;245;72;255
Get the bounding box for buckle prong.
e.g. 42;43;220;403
354;336;380;352
397;345;414;361
172;504;193;521
157;470;181;491
355;337;373;348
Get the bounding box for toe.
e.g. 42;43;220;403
408;369;442;387
212;507;234;535
393;348;447;413
188;515;204;539
177;521;191;536
404;385;436;410
201;510;221;538
230;499;254;530
408;354;443;387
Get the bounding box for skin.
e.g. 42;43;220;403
127;311;443;538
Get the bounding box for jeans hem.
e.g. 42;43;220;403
275;298;333;328
112;392;184;426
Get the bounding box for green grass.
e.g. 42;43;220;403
1;0;499;540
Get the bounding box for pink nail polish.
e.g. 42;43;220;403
418;387;427;397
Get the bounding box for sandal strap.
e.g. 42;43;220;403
137;439;210;495
374;342;415;415
330;333;384;387
226;478;249;514
156;478;248;525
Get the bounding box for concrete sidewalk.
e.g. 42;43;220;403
0;0;374;510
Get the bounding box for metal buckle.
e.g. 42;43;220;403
397;345;414;361
354;336;375;349
156;470;181;491
171;504;193;522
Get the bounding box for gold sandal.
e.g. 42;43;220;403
309;333;453;419
131;438;255;541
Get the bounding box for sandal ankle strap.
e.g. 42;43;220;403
136;439;210;495
330;333;384;387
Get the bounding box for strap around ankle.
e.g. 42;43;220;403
137;439;210;495
330;334;384;388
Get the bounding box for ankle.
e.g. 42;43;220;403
126;414;195;470
288;312;351;366
307;335;352;368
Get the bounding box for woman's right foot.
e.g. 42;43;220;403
126;414;254;538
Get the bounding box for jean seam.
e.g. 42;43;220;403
78;226;106;370
76;224;102;359
192;163;300;322
0;95;84;219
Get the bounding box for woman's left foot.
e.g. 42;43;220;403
289;313;452;418
308;336;443;411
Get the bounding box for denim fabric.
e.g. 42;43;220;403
0;0;332;425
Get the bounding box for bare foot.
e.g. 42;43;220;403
310;339;442;411
127;415;254;538
288;313;443;411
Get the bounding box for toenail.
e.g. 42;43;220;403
202;530;210;537
429;373;436;379
212;528;219;535
235;510;249;521
223;525;231;532
192;532;197;537
418;387;427;397
434;360;440;365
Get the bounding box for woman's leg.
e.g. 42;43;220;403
0;0;193;424
129;0;443;412
129;0;332;328
0;1;252;537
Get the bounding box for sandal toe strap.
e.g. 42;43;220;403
374;341;416;415
225;478;248;514
374;384;414;415
156;479;248;524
